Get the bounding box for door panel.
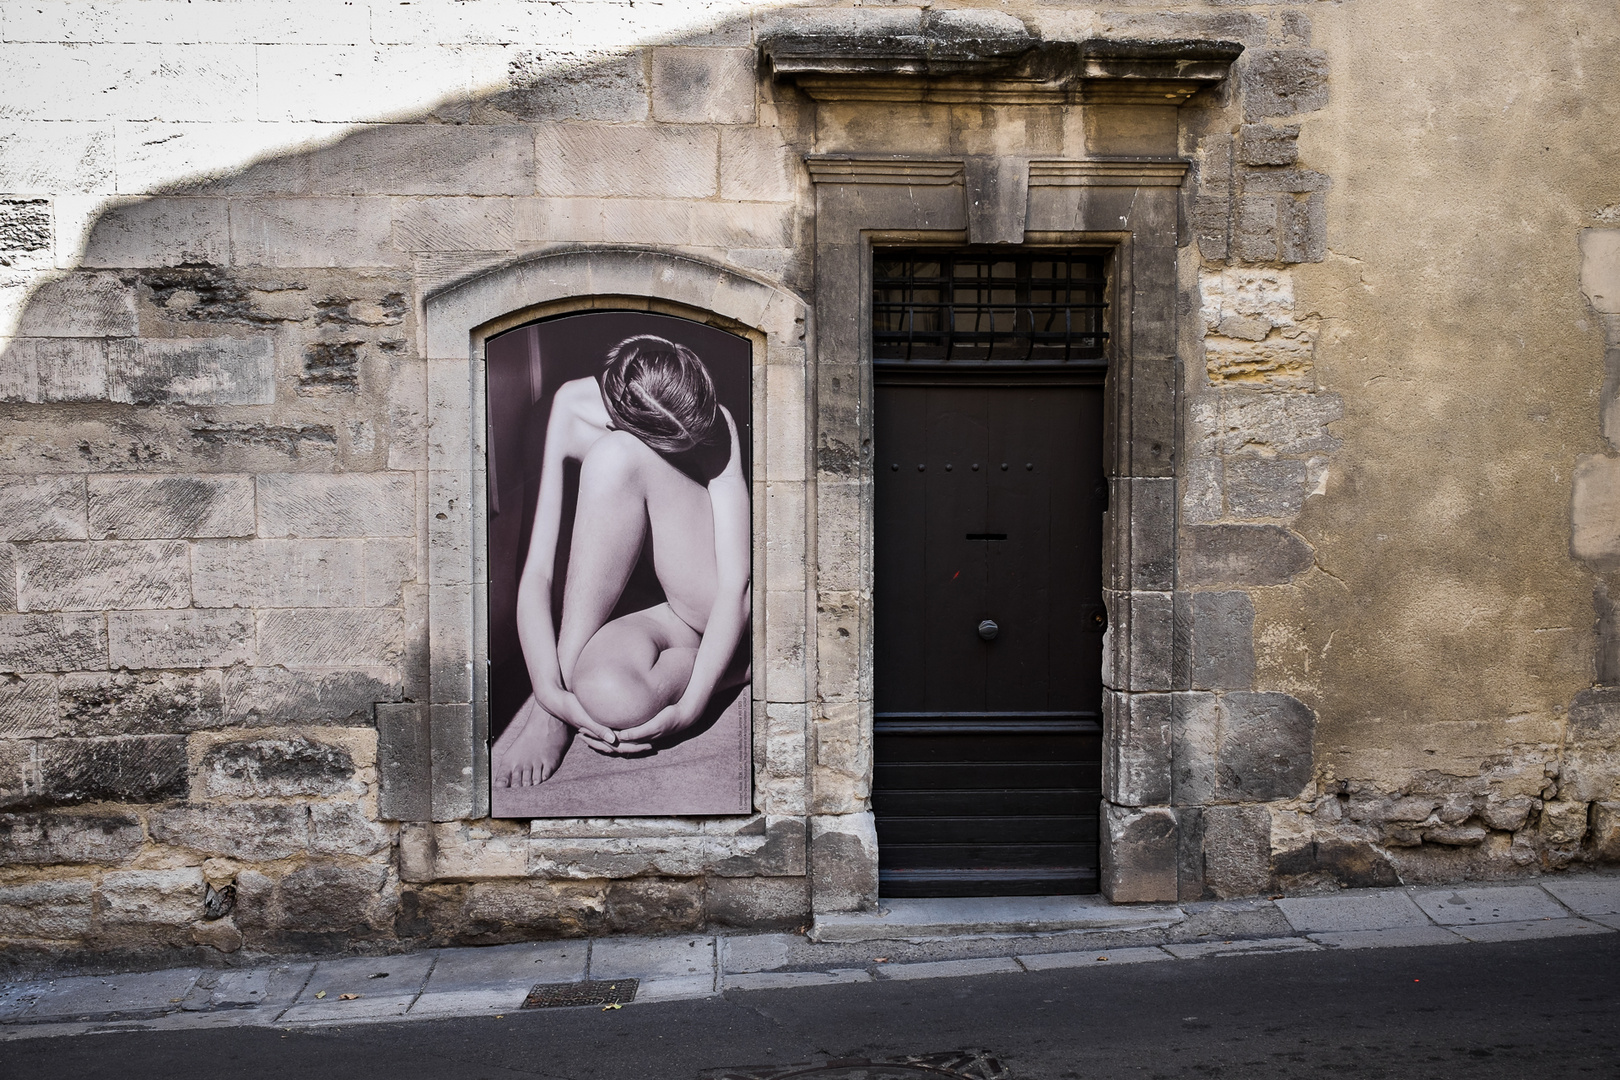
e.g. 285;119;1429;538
877;761;1097;789
878;395;931;711
874;380;1105;897
920;391;989;708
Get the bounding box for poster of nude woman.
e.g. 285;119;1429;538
486;312;752;818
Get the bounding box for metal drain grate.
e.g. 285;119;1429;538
521;979;639;1009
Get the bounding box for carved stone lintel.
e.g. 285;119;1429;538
804;156;965;187
807;156;1190;192
763;11;1036;82
767;36;1243;107
1077;39;1246;105
1029;160;1191;188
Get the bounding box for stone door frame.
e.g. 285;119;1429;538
807;156;1188;908
390;186;1192;908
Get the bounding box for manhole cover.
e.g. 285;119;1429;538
700;1049;1011;1079
521;979;639;1009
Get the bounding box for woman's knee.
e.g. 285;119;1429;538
579;429;653;490
571;653;657;730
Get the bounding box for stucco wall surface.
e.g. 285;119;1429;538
1229;0;1620;891
0;0;1615;964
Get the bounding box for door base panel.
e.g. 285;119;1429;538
874;726;1102;898
879;867;1100;898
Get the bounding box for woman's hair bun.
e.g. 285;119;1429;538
601;334;720;454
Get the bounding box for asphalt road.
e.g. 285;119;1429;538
5;934;1618;1080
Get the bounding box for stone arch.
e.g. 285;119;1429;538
423;246;806;361
397;247;814;912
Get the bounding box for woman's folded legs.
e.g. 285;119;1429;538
500;429;713;783
494;605;700;787
570;604;700;732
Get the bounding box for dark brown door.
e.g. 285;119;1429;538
874;379;1105;896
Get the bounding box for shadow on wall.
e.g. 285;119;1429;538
0;13;809;411
0;3;854;816
0;6;829;954
0;4;1099;776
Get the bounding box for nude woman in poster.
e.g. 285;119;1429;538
493;334;751;788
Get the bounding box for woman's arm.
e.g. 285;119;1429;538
515;380;618;745
611;406;751;751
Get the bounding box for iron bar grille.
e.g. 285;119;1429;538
873;250;1109;365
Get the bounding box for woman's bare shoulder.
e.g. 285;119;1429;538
716;404;743;441
544;376;610;462
711;405;747;484
554;376;602;407
551;376;609;425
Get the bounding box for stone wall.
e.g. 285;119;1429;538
0;1;818;964
1171;1;1620;896
0;0;1618;963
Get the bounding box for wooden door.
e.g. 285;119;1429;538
874;380;1105;896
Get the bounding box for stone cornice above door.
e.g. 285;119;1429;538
1029;160;1190;189
765;33;1243;107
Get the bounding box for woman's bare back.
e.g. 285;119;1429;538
625;435;719;634
550;377;724;650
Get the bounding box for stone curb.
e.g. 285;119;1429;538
2;876;1617;1040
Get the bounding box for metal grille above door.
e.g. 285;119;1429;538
873;250;1108;366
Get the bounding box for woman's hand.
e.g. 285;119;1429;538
532;680;618;746
584;699;703;755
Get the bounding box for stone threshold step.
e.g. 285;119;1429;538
810;896;1185;943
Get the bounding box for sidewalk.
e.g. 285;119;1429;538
4;875;1617;1041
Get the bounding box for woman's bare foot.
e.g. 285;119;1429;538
492;695;573;786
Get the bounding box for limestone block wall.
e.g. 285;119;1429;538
1167;1;1620;895
0;0;1616;962
0;0;819;963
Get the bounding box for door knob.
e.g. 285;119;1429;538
977;619;999;641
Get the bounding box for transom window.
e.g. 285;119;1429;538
873;249;1109;365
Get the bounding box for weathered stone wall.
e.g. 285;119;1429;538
1171;0;1620;895
0;0;1617;962
0;0;817;965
